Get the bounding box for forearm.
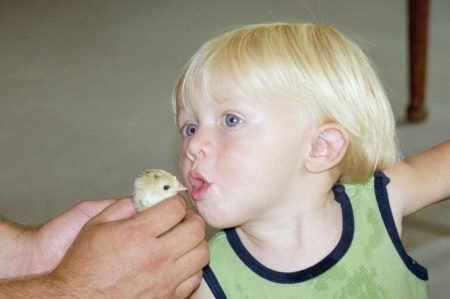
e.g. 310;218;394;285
0;220;33;280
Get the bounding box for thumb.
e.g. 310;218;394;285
88;197;136;225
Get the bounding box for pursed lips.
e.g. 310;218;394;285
188;170;211;201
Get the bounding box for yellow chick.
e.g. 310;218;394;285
132;169;187;212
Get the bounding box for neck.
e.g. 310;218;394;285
236;181;343;272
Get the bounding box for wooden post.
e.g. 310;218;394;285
407;0;430;122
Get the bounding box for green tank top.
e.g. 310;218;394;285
203;172;428;298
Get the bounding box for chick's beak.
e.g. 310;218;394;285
174;183;188;193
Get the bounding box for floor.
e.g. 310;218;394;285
1;1;448;297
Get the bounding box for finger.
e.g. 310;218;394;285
174;271;204;299
134;195;187;237
172;241;209;295
88;197;136;226
162;211;206;258
73;198;119;220
177;240;209;275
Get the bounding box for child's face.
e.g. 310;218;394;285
176;75;313;229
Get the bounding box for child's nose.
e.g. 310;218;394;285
185;127;212;161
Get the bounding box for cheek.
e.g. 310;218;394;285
179;158;189;183
178;144;190;182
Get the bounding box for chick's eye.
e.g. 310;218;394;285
224;114;241;127
184;124;197;137
163;185;170;191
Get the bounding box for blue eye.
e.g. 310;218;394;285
184;124;197;137
224;114;241;127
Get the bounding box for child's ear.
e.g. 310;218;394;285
305;123;350;173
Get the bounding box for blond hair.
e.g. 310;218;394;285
173;23;399;184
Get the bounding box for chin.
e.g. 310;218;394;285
198;210;236;230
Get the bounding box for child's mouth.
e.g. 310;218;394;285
188;170;211;201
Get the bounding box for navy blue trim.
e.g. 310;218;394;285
373;172;428;280
223;186;354;284
203;265;227;299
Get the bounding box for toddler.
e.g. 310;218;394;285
173;23;450;298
